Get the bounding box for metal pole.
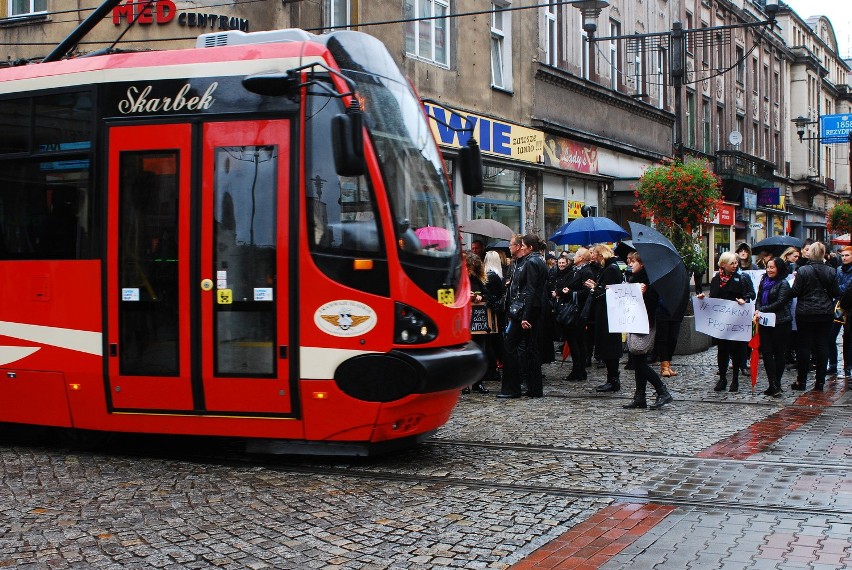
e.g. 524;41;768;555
670;22;685;161
42;0;125;62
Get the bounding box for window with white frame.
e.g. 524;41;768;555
544;1;558;67
491;2;512;90
10;0;46;16
323;0;350;30
609;20;621;91
404;0;450;67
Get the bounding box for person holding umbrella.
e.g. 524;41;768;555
623;252;673;409
754;258;793;397
585;244;624;393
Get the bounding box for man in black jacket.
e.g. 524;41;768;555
498;234;549;399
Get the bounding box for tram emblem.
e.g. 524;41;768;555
314;300;377;337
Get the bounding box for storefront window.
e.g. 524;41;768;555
772;215;784;237
754;211;768;242
471;164;522;237
544;198;563;245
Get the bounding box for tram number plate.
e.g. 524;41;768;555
437;288;455;306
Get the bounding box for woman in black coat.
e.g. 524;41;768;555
623;252;672;409
696;251;750;392
584;244;624;392
561;248;595;381
790;241;839;392
755;257;792;397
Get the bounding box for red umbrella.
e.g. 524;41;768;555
748;324;761;390
561;341;571;365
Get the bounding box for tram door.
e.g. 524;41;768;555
107;122;292;414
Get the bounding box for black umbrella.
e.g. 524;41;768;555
628;222;689;320
751;235;804;256
485;240;511;254
614;240;635;261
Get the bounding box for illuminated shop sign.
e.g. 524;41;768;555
112;0;249;32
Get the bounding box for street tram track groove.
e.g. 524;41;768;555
139;436;852;520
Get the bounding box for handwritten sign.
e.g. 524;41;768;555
756;312;776;327
470;303;497;335
692;297;755;341
605;283;649;334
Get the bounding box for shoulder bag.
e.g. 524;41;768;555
556;292;579;327
627;326;656;355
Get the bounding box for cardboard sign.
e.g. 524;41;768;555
692;297;754;341
605;283;650;334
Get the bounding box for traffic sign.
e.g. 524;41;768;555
820;114;852;144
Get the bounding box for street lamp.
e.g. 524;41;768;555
573;0;609;81
793;115;817;142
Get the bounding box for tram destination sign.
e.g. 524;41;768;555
820;114;852;144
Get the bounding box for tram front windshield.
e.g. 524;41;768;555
326;33;461;294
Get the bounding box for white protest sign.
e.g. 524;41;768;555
692;297;754;342
743;270;764;294
606;283;650;334
756;312;776;327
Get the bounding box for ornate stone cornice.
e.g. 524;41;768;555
534;64;675;128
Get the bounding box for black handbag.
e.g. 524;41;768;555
507;296;525;320
556;292;579;327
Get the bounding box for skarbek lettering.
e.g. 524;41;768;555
118;82;218;115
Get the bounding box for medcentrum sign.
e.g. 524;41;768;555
112;0;249;32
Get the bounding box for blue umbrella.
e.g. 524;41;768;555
549;217;628;246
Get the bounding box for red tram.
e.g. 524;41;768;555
0;28;485;454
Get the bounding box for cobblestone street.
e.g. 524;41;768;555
1;345;851;569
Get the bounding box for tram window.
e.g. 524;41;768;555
305;93;388;296
0;158;91;260
34;91;93;153
0;97;30;154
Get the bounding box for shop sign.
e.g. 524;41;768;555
542;134;598;175
749;222;764;230
743;189;757;210
424;105;545;164
112;0;249;32
761;195;786;211
567;200;585;218
757;187;780;206
708;204;735;226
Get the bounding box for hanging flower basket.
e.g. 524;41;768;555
634;158;723;275
827;202;852;236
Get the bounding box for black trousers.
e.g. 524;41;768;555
655;319;681;362
796;318;834;388
502;319;542;397
717;339;745;380
759;322;791;389
565;325;587;376
631;354;668;399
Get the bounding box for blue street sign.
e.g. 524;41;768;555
820;114;852;144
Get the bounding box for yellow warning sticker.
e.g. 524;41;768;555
217;289;233;304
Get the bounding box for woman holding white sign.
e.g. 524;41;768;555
623;252;673;409
696;252;750;392
755;258;792;397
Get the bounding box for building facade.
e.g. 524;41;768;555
0;0;849;260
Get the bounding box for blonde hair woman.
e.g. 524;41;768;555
584;244;624;392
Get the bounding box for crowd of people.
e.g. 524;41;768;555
462;233;852;405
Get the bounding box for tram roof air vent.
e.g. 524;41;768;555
196;29;316;49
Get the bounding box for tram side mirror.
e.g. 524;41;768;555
241;72;300;96
332;110;365;177
458;138;483;196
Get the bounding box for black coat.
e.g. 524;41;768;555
709;271;751;302
756;276;792;324
791;262;838;322
507;253;548;323
591;258;624;360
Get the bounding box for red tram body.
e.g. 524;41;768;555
0;29;484;454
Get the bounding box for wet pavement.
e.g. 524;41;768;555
1;344;850;569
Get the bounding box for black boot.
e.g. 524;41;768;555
714;377;727;392
622;397;646;409
649;392;673;409
728;378;739;392
596;380;620;392
472;381;489;393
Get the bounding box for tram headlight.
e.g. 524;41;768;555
394;302;438;344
